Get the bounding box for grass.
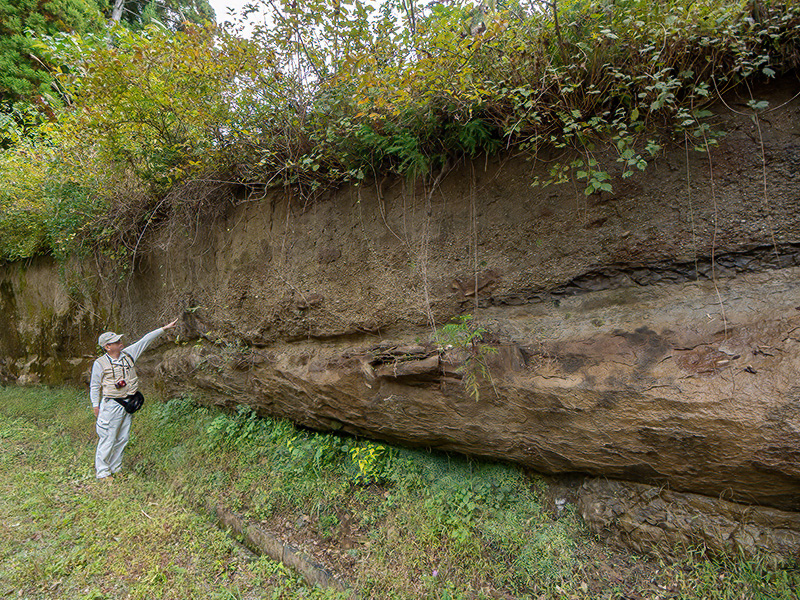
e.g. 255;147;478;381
1;385;798;600
0;387;344;600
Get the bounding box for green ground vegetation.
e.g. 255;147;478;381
0;386;345;600
1;385;798;599
1;0;799;263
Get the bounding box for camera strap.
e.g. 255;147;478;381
105;352;133;382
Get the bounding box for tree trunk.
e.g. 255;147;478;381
111;0;125;23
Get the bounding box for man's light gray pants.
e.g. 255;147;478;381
95;399;132;479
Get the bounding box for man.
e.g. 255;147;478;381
91;318;178;481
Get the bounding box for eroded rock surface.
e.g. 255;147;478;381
152;268;800;511
577;478;800;563
2;79;800;555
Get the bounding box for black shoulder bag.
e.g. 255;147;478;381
115;390;145;414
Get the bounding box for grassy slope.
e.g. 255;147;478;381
0;387;343;600
0;386;797;600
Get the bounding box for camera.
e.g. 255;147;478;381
114;379;127;389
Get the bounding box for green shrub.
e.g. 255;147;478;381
3;1;799;262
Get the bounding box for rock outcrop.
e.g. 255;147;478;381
2;78;800;556
153;266;800;512
577;478;800;563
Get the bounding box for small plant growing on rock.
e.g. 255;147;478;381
435;315;497;401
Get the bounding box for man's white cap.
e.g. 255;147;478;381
98;332;124;347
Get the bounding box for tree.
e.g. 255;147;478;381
106;0;215;30
0;0;107;147
0;0;105;104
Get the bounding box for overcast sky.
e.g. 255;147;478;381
208;0;248;22
206;0;388;35
208;0;269;34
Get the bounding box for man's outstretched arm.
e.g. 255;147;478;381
123;318;179;362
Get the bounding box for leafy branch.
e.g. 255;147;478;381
1;1;799;262
436;315;497;402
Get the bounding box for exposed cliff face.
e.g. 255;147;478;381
2;80;800;555
152;267;800;512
